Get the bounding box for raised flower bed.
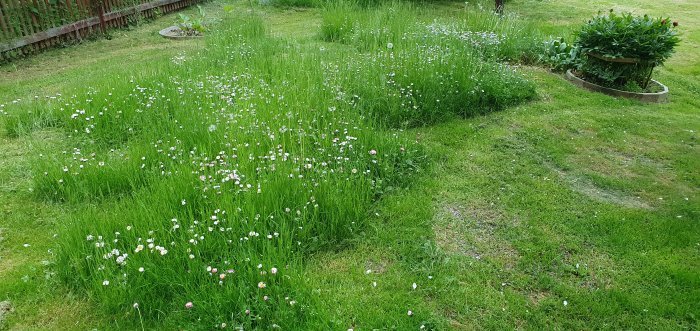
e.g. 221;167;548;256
565;11;680;102
160;6;207;40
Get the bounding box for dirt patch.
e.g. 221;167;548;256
364;259;389;275
527;290;550;306
0;301;13;325
433;203;519;268
551;167;651;209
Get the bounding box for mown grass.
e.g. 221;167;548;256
1;0;698;329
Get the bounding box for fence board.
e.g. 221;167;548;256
1;0;200;59
0;5;11;41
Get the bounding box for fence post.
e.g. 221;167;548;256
91;0;106;34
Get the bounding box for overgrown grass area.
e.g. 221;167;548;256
1;0;698;329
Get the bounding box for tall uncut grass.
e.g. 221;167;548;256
3;4;537;329
321;1;537;126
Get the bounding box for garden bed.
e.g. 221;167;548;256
159;26;204;40
565;69;668;103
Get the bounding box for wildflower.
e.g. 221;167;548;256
263;295;269;301
369;149;377;155
270;267;278;274
220;273;226;280
245;309;251;315
102;280;110;286
563;300;568;306
258;282;266;289
407;310;413;316
185;302;194;309
133;303;139;309
387;42;394;49
212;268;218;274
412;283;417;290
116;255;127;265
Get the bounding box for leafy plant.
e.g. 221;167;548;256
539;37;580;72
574;10;680;89
177;5;207;35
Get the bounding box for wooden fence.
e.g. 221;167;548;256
0;0;200;60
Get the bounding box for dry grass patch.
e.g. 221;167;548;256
548;165;652;210
433;202;519;268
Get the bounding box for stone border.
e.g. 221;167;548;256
159;26;204;40
565;70;668;103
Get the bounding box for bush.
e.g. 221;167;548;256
574;10;680;89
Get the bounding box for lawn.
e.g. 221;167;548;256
0;0;698;329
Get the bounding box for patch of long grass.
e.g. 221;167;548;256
11;12;428;329
320;2;537;126
3;3;532;328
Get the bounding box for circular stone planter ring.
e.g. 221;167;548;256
159;26;204;40
565;70;669;103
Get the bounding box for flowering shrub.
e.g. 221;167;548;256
574;11;680;89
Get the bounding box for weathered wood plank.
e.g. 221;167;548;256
0;0;196;54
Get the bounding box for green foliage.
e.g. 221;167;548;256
576;11;680;63
264;0;319;7
2;2;533;326
574;11;680;89
177;6;208;35
320;1;541;60
6;12;430;329
3;100;60;138
321;2;537;127
538;37;580;72
346;49;536;127
2;0;700;330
